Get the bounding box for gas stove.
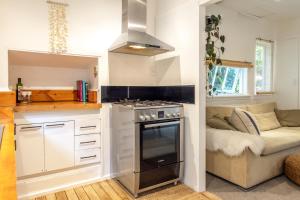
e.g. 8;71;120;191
114;99;181;109
112;99;184;197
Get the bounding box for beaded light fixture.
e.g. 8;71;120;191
47;0;68;54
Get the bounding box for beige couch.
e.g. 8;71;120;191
206;103;300;189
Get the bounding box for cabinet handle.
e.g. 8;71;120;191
80;155;97;161
20;126;42;131
45;123;65;128
80;126;97;130
80;140;96;145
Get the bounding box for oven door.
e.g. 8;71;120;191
139;119;181;172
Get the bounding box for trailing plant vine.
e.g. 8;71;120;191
206;14;225;96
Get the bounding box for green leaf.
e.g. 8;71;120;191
208;63;213;70
220;35;225;43
214;32;219;38
221;47;225;53
216;58;222;65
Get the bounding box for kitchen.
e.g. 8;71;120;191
0;0;207;199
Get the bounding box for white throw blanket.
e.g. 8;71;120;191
206;128;265;156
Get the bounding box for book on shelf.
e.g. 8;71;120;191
76;80;89;102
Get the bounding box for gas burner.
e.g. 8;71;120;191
115;99;181;109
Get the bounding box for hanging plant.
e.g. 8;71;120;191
205;14;225;96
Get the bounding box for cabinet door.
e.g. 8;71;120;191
44;121;75;171
276;39;299;109
16;124;44;177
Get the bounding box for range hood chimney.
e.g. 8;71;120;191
109;0;175;56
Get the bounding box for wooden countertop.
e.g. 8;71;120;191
0;107;17;200
14;101;102;112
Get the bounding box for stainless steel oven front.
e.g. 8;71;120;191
133;107;184;196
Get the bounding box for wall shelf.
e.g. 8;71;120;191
14;101;102;113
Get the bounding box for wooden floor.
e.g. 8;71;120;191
33;179;222;200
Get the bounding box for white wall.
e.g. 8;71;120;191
0;0;159;198
276;17;300;109
206;4;277;106
155;0;206;192
0;0;158;91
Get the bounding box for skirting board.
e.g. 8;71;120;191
17;164;111;200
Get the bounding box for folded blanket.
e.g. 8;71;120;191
206;128;265;156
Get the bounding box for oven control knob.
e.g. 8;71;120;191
166;113;171;118
176;112;181;117
172;113;177;117
151;114;156;119
139;115;146;121
145;115;151;121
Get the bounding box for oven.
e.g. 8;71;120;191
112;103;184;197
135;117;184;190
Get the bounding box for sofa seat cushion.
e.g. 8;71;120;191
261;127;300;156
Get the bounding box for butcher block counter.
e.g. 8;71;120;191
0;107;17;200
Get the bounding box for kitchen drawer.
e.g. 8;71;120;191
75;148;100;166
75;118;100;135
75;133;100;150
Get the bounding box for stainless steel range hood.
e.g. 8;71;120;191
109;0;175;56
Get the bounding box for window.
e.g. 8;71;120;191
208;65;248;96
255;39;273;93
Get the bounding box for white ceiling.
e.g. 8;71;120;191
217;0;300;21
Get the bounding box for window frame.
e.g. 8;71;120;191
255;39;274;93
209;65;248;96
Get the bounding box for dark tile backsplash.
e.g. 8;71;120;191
101;85;195;104
101;86;128;103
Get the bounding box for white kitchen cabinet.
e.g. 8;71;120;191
16;124;44;177
44;121;75;171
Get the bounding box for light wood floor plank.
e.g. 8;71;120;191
65;189;79;200
74;187;89;200
55;191;68;200
46;193;57;200
107;179;132;200
83;185;100;200
36;196;47;200
202;192;223;200
35;179;221;200
99;181;123;200
91;183;111;200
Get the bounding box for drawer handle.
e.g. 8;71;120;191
20;126;42;131
80;126;97;130
80;155;97;161
80;140;97;145
45;123;65;128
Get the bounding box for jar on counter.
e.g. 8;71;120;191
21;91;32;104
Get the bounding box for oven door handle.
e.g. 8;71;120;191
144;121;180;128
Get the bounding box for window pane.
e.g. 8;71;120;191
255;40;273;92
224;68;237;91
208;66;247;96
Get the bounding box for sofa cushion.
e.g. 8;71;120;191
207;117;237;131
254;112;281;131
275;109;300;127
261;127;300;155
206;105;247;120
228;108;260;135
247;102;277;114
